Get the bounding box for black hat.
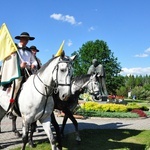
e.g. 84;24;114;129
30;45;39;52
15;32;35;40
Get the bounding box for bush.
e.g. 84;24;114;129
77;111;139;118
79;101;149;113
127;103;149;111
131;109;147;117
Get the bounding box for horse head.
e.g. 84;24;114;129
71;73;100;97
34;53;76;101
86;73;100;99
52;54;76;100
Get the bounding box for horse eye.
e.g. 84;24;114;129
61;69;66;72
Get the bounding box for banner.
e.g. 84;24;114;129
0;23;17;61
55;40;65;56
0;53;21;85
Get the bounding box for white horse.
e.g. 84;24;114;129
0;54;76;150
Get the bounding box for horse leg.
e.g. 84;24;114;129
63;109;81;142
60;113;68;137
40;117;57;150
51;112;62;150
21;122;29;150
11;116;21;137
28;122;36;148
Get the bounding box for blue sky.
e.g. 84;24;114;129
1;0;150;76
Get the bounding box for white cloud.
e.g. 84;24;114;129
144;47;150;53
88;26;95;32
50;13;82;25
67;39;73;47
120;67;150;76
134;47;150;58
134;54;148;57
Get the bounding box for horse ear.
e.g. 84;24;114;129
70;55;77;61
92;73;99;80
60;50;65;58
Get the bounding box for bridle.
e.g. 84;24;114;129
87;79;100;94
72;75;99;94
53;60;72;94
33;58;72;97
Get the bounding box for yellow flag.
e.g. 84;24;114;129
0;23;17;61
55;40;65;56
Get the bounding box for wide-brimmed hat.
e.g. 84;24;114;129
30;46;39;52
15;32;35;40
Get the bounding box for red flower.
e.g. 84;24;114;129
131;109;147;117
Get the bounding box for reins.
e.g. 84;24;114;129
33;74;53;119
33;74;54;97
32;58;73;119
72;75;96;92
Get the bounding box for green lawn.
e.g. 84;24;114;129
12;129;150;150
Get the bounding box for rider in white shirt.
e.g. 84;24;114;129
15;32;37;79
7;32;37;118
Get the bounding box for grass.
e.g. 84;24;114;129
11;129;150;150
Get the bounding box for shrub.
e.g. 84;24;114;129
131;109;147;117
127;103;149;111
77;111;139;118
79;101;149;113
80;102;128;112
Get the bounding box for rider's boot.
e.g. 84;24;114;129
7;77;23;119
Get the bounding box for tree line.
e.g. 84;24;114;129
116;75;150;100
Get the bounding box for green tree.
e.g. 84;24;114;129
116;86;128;97
71;40;123;94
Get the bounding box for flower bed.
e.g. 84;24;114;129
131;109;147;117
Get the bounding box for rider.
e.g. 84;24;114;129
1;32;37;118
15;32;37;79
30;45;42;72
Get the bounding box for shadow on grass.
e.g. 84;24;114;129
62;129;146;150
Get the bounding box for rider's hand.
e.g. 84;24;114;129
20;62;27;68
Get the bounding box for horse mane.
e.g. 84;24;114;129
36;56;58;74
72;74;91;85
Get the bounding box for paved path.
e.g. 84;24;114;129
0;115;150;150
